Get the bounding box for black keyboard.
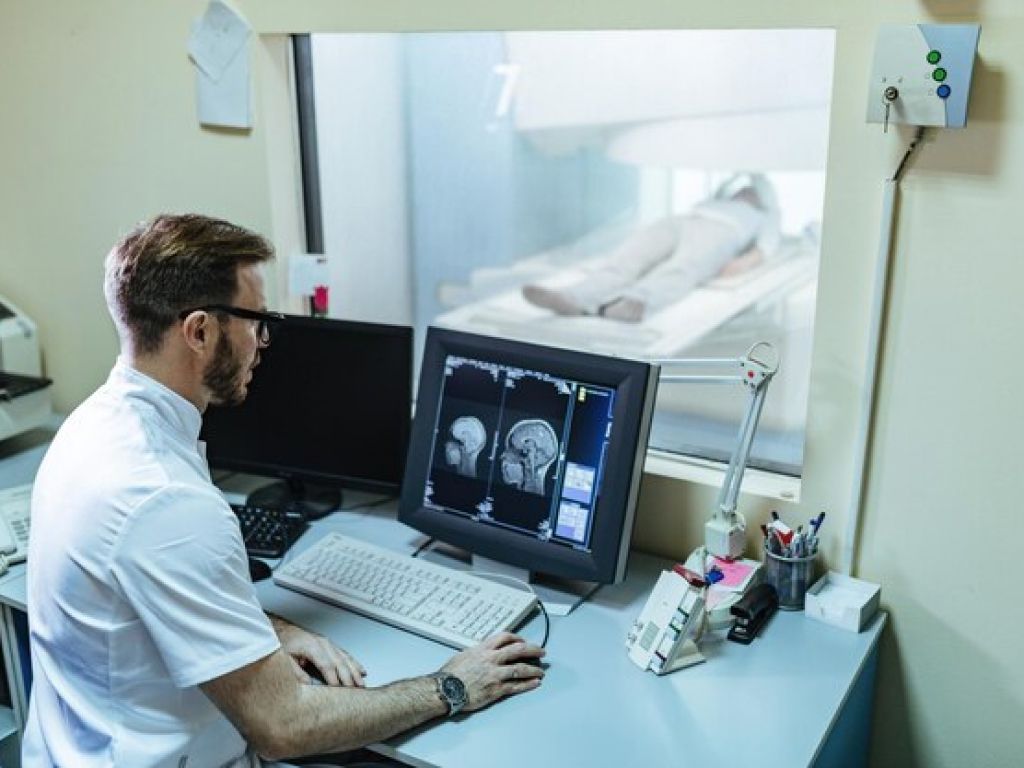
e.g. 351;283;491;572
232;503;309;558
0;372;52;401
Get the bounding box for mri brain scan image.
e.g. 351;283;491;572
500;419;559;494
444;416;487;477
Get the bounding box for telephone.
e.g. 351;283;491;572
625;567;707;674
0;484;32;574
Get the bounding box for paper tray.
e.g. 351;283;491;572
804;571;880;632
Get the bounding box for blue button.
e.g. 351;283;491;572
937;84;951;99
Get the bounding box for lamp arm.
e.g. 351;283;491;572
716;382;769;518
654;342;778;560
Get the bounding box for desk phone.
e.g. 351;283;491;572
0;483;32;571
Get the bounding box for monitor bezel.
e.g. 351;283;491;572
399;326;657;584
202;315;413;496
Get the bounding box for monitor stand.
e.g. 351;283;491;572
419;544;599;616
247;478;341;521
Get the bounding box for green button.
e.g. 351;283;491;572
933;67;947;82
927;50;942;64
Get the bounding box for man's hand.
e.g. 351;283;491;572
439;632;545;712
269;615;366;687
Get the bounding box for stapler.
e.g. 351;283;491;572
727;582;778;644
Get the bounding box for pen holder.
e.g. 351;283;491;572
763;551;816;611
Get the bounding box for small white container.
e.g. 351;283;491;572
804;571;880;632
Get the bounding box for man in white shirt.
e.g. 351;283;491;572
522;173;782;322
24;213;544;767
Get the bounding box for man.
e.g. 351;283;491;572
522;173;781;322
24;214;544;767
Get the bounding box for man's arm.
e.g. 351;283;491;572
267;613;367;687
201;632;544;761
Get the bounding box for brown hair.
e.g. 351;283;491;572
104;213;274;354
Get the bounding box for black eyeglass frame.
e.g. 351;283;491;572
178;304;286;345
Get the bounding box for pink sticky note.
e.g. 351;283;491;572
712;557;754;588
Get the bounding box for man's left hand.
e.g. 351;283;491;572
269;615;367;687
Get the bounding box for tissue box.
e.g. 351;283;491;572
804;572;880;632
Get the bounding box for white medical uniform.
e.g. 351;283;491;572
23;360;281;767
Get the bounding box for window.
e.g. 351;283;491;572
295;29;836;478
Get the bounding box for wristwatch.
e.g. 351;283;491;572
432;673;468;716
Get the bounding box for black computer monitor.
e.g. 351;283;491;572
201;315;412;517
399;327;658;604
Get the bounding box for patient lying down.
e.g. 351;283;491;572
522;174;781;323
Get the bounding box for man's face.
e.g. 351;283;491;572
203;264;267;407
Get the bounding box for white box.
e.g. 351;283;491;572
804;571;880;632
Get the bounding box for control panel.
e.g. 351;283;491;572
866;24;980;129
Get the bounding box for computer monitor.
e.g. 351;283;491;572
201;315;412;517
399;327;659;611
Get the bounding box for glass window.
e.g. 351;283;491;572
299;29;836;477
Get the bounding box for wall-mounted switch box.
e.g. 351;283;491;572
866;24;980;129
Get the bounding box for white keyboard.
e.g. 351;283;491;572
274;532;538;649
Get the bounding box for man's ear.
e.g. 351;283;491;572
180;311;213;354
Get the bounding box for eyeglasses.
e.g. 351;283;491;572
178;305;286;346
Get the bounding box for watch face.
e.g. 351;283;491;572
442;675;467;704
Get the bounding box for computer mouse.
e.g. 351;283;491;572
248;557;272;582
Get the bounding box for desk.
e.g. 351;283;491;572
0;434;884;768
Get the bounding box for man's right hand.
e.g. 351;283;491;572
439;632;545;712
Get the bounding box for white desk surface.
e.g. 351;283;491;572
256;504;884;768
0;433;884;768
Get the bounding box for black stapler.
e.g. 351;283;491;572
727;583;778;644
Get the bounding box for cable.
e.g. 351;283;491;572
891;126;927;182
410;540;550;648
410;537;436;558
467;570;550;650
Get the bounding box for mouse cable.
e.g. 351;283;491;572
468;570;550;649
408;543;550;648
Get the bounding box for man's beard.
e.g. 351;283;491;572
203;332;249;406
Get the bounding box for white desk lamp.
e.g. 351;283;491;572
652;341;779;560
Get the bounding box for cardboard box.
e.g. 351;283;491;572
804;571;880;632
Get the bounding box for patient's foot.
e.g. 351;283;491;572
522;285;587;316
599;297;646;323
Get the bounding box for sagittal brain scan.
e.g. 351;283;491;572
499;419;558;494
445;416;487;477
424;354;616;552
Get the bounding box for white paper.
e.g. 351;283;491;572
195;29;251;129
288;253;330;296
187;0;250;82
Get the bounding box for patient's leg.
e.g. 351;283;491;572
522;216;682;315
717;246;763;278
601;215;749;322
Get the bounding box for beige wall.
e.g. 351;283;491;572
1;1;1021;765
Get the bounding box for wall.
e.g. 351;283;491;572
0;1;1021;766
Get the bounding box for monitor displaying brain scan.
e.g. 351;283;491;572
425;348;618;551
401;328;658;585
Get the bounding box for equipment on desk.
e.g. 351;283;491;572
653;342;778;560
0;483;32;575
398;326;659;615
274;532;538;650
626;567;707;674
202;316;412;519
232;502;309;558
727;582;778;644
0;295;53;443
